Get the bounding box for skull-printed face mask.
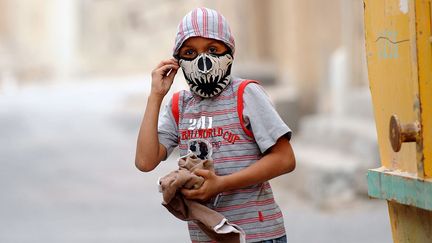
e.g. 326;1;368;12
179;52;233;98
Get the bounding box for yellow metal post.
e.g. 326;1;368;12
364;0;432;242
416;0;432;177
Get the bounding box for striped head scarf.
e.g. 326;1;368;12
173;7;235;56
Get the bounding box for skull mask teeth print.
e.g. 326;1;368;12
179;52;233;98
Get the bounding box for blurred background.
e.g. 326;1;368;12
0;0;392;242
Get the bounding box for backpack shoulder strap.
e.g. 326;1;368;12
172;91;180;126
237;80;259;138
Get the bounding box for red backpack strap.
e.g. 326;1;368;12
237;80;259;138
172;91;180;126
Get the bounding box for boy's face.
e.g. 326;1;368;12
177;37;229;60
176;36;233;98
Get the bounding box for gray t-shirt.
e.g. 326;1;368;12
158;83;292;159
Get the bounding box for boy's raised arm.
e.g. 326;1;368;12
135;58;179;172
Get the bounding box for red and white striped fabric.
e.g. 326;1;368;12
173;7;236;56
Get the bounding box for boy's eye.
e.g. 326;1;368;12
185;49;195;56
208;47;217;53
179;49;197;59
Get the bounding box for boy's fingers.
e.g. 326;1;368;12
163;64;180;71
194;169;211;178
181;188;197;198
156;59;179;69
155;60;173;68
155;64;179;76
180;188;189;196
181;185;211;201
167;67;178;79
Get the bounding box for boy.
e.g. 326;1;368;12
135;7;295;243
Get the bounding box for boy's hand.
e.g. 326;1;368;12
181;169;224;202
150;58;180;98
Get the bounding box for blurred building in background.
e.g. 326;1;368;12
0;0;367;104
0;0;378;206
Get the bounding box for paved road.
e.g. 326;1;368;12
0;79;392;243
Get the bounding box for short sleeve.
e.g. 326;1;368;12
242;83;292;153
158;97;179;160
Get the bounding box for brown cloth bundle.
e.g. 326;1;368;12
158;153;245;243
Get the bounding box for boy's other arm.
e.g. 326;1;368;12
135;58;179;172
181;136;295;201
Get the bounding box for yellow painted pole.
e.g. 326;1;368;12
416;0;432;178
